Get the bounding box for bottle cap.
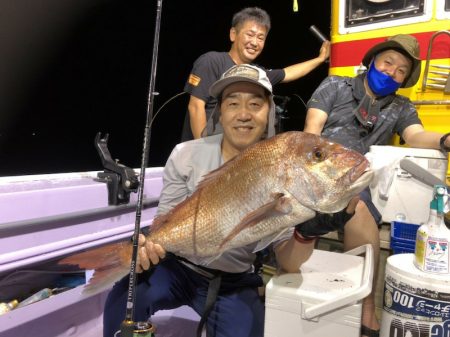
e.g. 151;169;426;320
8;299;19;309
430;185;448;214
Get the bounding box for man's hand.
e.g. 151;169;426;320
295;196;359;239
318;40;331;62
440;132;450;152
136;234;166;273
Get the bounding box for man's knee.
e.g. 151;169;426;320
343;201;380;243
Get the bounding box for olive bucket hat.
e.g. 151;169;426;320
362;34;421;88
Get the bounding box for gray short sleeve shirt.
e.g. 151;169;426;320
156;134;293;273
307;76;422;154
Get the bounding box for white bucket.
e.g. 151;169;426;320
381;253;450;337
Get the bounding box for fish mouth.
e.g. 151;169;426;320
348;162;374;192
348;159;370;183
354;168;374;184
350;169;374;195
336;158;373;191
316;167;374;214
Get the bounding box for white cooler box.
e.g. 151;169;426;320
264;245;373;337
367;146;448;224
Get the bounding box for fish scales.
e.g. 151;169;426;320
147;134;288;257
145;132;368;257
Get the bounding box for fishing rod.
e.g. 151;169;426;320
119;0;163;336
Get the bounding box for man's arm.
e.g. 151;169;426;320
303;107;328;135
188;95;208;139
274;196;359;273
281;41;330;83
273;235;315;273
402;124;450;150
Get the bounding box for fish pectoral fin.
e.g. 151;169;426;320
219;193;292;250
240;193;293;226
253;228;291;253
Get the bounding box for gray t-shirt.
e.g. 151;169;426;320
156;134;292;273
307;75;422;154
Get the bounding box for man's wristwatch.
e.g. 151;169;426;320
293;230;318;244
440;132;450;153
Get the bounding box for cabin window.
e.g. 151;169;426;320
437;0;450;19
345;0;425;27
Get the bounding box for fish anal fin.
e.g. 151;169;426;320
59;241;132;294
83;264;130;295
219;193;292;250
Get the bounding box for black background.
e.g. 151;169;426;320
0;0;331;176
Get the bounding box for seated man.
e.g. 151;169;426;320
103;64;355;337
299;34;450;337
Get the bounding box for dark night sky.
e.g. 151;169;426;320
0;0;331;176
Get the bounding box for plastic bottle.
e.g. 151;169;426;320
414;185;450;273
0;299;19;315
16;288;53;308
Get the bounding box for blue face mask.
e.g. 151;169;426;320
367;62;401;96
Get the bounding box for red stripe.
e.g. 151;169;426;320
331;31;450;68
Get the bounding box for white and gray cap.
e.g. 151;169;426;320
202;64;276;138
209;64;273;98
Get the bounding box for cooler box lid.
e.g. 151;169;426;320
367;146;447;224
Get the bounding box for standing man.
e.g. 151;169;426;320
300;34;450;337
104;64;351;337
182;6;330;140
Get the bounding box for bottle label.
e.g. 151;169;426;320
414;234;426;270
424;238;449;274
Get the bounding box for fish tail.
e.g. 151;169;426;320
59;241;132;294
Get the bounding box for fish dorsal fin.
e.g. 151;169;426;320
252;227;291;253
195;155;238;190
219;193;292;250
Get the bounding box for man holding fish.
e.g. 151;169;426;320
97;64;370;337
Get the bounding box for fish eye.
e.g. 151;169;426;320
313;149;323;161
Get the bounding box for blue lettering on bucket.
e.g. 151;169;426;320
384;283;450;321
387;318;450;337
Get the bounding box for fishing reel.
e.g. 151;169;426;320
119;320;156;337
